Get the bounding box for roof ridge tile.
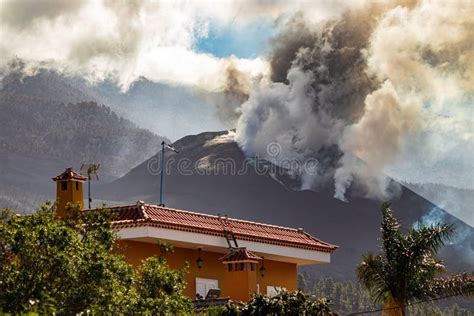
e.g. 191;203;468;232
103;203;338;252
141;203;303;232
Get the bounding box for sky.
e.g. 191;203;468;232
195;19;275;59
0;0;473;223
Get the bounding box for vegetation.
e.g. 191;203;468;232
300;276;376;313
217;290;333;316
0;203;191;314
299;277;474;315
0;92;166;178
133;256;192;314
356;203;474;315
2;200;472;315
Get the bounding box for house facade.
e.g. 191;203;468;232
53;168;337;302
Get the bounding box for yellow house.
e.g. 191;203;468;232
53;168;338;302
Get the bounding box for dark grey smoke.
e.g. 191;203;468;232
196;60;253;124
237;3;393;198
269;4;395;123
216;63;251;123
235;0;440;202
269;14;314;83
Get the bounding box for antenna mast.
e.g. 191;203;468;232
80;164;100;209
159;141;179;206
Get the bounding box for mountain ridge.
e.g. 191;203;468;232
99;130;474;279
0;72;169;210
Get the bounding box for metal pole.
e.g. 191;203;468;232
88;174;91;209
159;141;165;206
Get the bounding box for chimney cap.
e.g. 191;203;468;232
52;167;87;182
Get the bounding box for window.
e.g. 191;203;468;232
61;181;67;191
196;278;218;299
267;286;286;297
75;182;79;190
235;262;244;271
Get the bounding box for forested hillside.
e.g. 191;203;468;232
0;93;167;176
298;277;474;315
0;92;166;179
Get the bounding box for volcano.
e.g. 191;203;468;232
99;130;474;279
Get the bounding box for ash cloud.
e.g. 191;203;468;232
0;0;84;30
196;58;259;124
1;0;472;205
235;0;474;202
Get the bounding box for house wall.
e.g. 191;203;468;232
116;240;297;302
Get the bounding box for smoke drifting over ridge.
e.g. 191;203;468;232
196;58;259;124
235;0;474;201
1;0;472;204
0;0;270;91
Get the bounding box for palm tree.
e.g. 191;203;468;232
357;203;473;316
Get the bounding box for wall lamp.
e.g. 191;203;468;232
196;247;204;269
259;256;266;277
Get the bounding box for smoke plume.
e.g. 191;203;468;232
1;0;472;203
235;0;474;201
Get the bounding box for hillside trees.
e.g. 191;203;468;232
0;93;166;178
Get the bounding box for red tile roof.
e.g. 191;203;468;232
107;201;338;252
52;167;87;182
219;248;262;263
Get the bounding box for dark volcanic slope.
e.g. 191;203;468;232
100;131;473;279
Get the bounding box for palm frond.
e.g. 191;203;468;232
380;204;403;263
357;253;389;304
360;203;469;308
424;274;474;299
408;223;454;258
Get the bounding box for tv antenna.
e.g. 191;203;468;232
159;141;179;206
80;163;100;209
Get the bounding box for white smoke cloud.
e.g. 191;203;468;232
362;0;474;193
335;81;422;200
0;0;271;91
415;207;474;264
1;0;472;204
0;0;362;93
235;67;344;166
235;0;474;202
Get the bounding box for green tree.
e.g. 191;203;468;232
357;203;474;316
223;290;334;316
0;203;135;314
0;203;191;314
133;255;192;314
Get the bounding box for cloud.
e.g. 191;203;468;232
235;0;474;203
0;0;368;127
1;0;472;205
365;0;474;191
335;81;421;200
0;0;84;30
0;0;272;91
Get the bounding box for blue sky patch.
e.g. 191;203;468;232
196;19;275;59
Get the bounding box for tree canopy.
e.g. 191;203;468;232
0;203;191;314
